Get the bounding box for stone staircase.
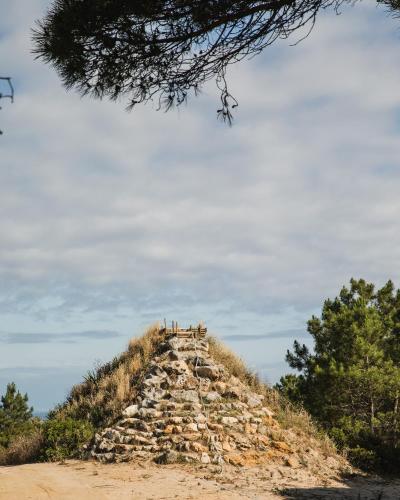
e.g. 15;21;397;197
89;330;279;465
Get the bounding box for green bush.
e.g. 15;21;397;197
347;446;378;471
0;383;93;464
42;418;94;462
0;427;44;465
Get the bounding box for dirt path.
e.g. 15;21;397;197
0;461;399;499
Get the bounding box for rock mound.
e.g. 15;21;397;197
89;329;343;472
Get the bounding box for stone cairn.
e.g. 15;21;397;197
90;323;278;466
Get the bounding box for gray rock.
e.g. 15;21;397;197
170;389;199;403
223;386;242;399
122;405;139;417
195;365;221;380
212;454;225;465
184;422;198;432
205;391;221;402
190;356;209;367
132;420;151;432
167;337;190;352
138;407;162;419
98;440;115;452
141;388;167;401
142;375;164;387
155;450;179;464
169;360;189;374
99;452;115;463
168;350;181;361
174;374;190;388
246;396;262;408
221;416;238;426
262;406;274;417
168;416;183;424
104;429;121;441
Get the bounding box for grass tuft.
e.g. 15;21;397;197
50;323;161;427
208;335;338;458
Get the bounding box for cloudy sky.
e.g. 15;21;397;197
1;1;400;412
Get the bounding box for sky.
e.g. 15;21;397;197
1;1;400;412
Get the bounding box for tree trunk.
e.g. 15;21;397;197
370;396;375;434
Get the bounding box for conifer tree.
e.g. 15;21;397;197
277;279;400;470
33;0;400;121
0;382;33;448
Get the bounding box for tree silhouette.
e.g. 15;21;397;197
0;77;14;135
33;0;397;123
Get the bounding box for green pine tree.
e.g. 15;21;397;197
0;382;34;448
277;279;400;471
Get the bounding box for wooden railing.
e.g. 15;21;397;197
160;321;207;338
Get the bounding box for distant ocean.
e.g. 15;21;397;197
33;410;48;420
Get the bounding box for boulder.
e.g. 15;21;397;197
205;391;221;402
195;365;221;380
246;396;263;408
225;452;245;466
221;416;238;426
155;450;179;464
184;423;198;432
170;389;199;403
122;405;139;417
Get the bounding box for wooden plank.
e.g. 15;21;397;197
160;325;207;338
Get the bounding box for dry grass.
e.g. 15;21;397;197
0;430;44;465
208;335;338;457
52;324;161;427
208;335;279;406
208;336;257;384
51;324;338;459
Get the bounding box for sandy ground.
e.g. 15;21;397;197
1;460;400;500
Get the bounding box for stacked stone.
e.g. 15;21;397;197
90;334;276;465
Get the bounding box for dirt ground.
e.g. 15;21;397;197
0;460;399;500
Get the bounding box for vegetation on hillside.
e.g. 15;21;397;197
51;325;336;458
50;324;162;427
0;323;337;465
0;382;41;465
52;325;329;446
277;278;400;472
209;335;337;456
0;382;93;465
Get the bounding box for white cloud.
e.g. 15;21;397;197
1;1;400;402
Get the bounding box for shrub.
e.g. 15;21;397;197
42;418;94;462
0;428;43;465
347;446;378;471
